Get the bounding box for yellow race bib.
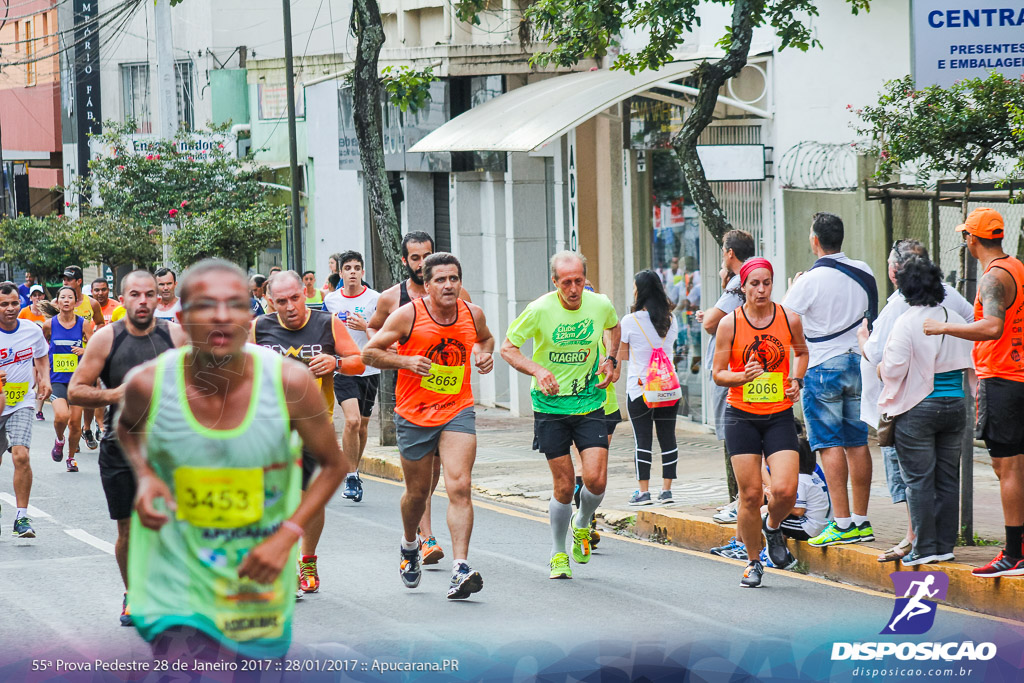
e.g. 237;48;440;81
742;372;785;403
52;353;78;374
420;363;464;395
174;467;264;528
3;382;29;407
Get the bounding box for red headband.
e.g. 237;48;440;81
740;258;773;285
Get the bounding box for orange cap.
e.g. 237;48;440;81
956;207;1004;239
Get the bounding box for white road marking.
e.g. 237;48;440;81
0;493;53;519
64;528;115;555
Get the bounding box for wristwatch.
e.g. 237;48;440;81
606;355;618;369
793;377;804;389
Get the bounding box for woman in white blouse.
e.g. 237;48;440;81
878;257;974;567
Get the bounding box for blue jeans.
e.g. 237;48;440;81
881;446;907;504
802;352;869;451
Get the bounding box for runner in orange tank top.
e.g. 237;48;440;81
713;257;808;588
924;207;1024;578
363;252;496;600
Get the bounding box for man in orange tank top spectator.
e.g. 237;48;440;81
925;207;1024;578
363;252;495;600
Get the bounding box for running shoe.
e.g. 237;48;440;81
51;439;65;462
740;560;764;588
83;429;98;451
762;516;791;567
589;515;600;547
35;411;44;421
549;552;572;579
934;552;956;563
13;516;35;538
447;563;483;600
656;490;674;505
758;546;798;570
571;518;592;564
901;550;940;567
971;551;1024;578
856;521;875;542
66;455;78;473
628;490;653;506
808;520;860;547
713;500;738;524
710;537;748;561
120;593;133;627
342;474;363;502
400;546;422;588
298;555;320;593
421;536;445;565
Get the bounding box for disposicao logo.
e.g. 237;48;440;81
831;571;997;662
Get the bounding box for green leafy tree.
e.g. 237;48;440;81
0;215;93;287
168;204;287;269
454;0;870;244
856;71;1024;220
75;214;163;275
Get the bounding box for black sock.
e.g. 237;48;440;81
1006;525;1023;559
573;476;583;509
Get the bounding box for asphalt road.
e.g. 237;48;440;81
0;415;1017;682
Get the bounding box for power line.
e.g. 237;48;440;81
0;0;143;67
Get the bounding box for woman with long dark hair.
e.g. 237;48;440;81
619;270;680;506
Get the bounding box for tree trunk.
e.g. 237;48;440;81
351;0;404;284
669;0;759;247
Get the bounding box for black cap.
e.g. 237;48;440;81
63;265;83;280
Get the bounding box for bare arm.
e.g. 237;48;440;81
362;305;428;374
469;303;495;374
91;298;105;327
367;286;399;333
711;313;761;388
702;307;728;335
786;310;809;401
238;360;347;584
33;354;51;401
68;325;122;407
117;364;172;530
924;269;1007;341
596;322;621;389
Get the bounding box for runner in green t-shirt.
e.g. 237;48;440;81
501;251;620;580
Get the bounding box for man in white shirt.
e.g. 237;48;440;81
784;212;878;547
323;251;380;503
857;239;973;560
153;268;182;322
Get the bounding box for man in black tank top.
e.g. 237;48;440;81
69;270;185;627
368;232;475;566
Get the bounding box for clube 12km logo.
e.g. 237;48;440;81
831;571;996;662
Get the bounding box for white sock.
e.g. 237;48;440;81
835;516;853;529
549;498;573;555
401;537;418;551
851;514;869;526
16;508;28;519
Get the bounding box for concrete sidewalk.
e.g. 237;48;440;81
344;404;1022;620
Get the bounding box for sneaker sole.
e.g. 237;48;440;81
422;548;445;565
400;573;422;588
808;537;860;547
972;566;1024;578
902;556;940;567
14;530;35;538
740;579;762;588
858;534;876;542
713;516;737;524
300;585;320;593
447;571;483;599
549;572;572;579
629;501;654;507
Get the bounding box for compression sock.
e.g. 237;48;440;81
1006;526;1023;559
549;498;573;555
576;486;605;529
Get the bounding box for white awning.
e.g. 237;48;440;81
409;53;722;154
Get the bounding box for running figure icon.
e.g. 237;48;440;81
888;574;939;632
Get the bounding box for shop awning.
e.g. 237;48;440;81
409;53;721;154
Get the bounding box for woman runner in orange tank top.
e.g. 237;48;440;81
712;257;809;588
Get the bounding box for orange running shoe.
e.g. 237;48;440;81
421;536;445;565
298;555;320;593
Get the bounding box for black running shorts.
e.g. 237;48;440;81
301;450;317;490
723;405;800;459
99;438;136;520
976;377;1024;458
334;374;380;418
533;410;608;460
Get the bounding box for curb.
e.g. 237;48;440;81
360;455;404;482
635;509;1024;622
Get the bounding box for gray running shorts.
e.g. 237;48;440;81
395;407;476;461
0;407;34;452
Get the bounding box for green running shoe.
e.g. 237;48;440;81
549;552;572;579
856;521;875;542
808;520;859;547
571;519;592;564
13;516;35;538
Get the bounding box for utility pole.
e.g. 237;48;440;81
281;0;303;271
0;110;7;218
154;0;177;265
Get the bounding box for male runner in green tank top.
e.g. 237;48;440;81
117;260;346;662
